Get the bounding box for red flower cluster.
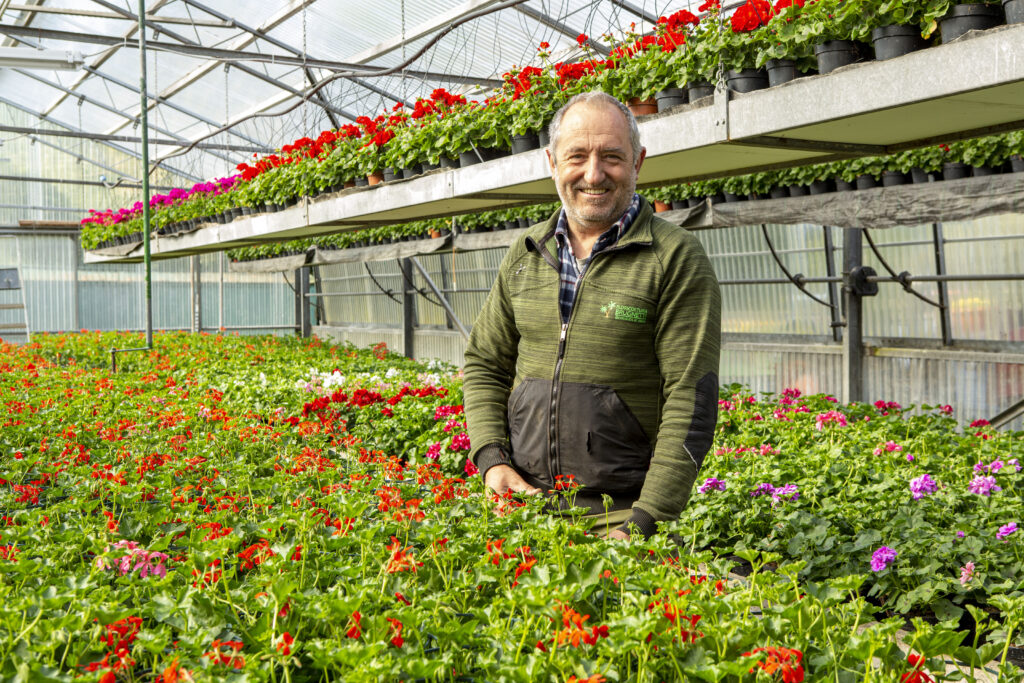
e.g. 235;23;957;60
503;66;546;100
385;536;423;573
237;539;275;571
743;646;805;682
205;639;245;669
900;654;935;683
731;0;774;32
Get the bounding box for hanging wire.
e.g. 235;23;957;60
760;224;836;309
302;4;308;136
364;263;401;303
862;228;944;308
397;260;444;307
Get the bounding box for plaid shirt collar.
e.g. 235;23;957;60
553;193;641;323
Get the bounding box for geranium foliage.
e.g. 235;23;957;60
0;332;1022;681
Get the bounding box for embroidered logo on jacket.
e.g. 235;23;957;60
601;301;648;323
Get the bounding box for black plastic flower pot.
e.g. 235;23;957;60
517;217;531;228
722;191;745;202
655;88;688;111
422;161;440;173
765;59;798;87
871;24;927;60
687;197;703;208
726;68;769;93
1006;0;1024;23
459;150;483;168
882;170;911;186
814;40;866;74
511;133;540;154
940;4;1004;43
911;167;932;183
439;155;459;170
402;164;423;180
382;168;399;183
230;208;242;220
809;179;835;194
855;174;879;190
686;80;714;102
485;146;510;161
1011;155;1024;172
769;186;789;199
503;220;517;231
241;206;252;216
748;192;769;201
788;184;809;197
942;161;971;179
836;179;856;191
537;128;551;148
972;164;1000;176
709;193;725;204
670;200;687;210
354;176;369;187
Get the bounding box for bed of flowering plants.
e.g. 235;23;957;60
1;332;1023;682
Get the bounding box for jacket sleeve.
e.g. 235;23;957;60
463;251;522;478
623;231;721;537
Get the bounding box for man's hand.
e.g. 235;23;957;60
607;528;630;541
484;464;542;496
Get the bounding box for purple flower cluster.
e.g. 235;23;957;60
748;483;799;506
967;475;1002;497
996;522;1018;541
698;477;727;494
870;546;898;572
909;473;938;500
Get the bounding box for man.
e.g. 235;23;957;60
463;91;721;540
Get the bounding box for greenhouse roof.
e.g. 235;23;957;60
0;0;678;184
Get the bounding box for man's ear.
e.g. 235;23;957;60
545;147;556;175
634;146;647;174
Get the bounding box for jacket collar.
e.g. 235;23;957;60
525;195;655;269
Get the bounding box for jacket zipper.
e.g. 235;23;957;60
543;240;645;486
547;321;568;483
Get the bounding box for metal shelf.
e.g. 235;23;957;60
86;24;1024;264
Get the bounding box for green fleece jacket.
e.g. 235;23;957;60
463;198;721;537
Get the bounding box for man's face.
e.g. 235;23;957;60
547;101;646;232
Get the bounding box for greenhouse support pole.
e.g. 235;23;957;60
842;228;864;404
218;252;224;331
401;258;415;359
932;223;953;346
190;255;201;333
138;0;152;348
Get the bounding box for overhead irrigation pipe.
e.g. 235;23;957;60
111;0;153;372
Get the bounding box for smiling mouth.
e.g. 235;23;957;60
576;187;609;196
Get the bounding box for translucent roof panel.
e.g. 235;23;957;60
1;0;704;189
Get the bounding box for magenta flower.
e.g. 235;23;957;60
996;522;1018;541
815;410;848;431
750;483;775;498
449;432;471;451
425;442;442;461
909;474;938;500
959;561;974;586
771;484;799;506
968;475;1001;497
870;546;897;572
698;477;726;494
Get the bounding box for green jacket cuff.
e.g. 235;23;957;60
473;444;510;481
618;507;659;539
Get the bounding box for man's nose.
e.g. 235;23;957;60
582;154;605;185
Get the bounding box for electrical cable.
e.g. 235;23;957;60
760;224;836;309
862;228;944;309
364;263;401;304
397;260;444;308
